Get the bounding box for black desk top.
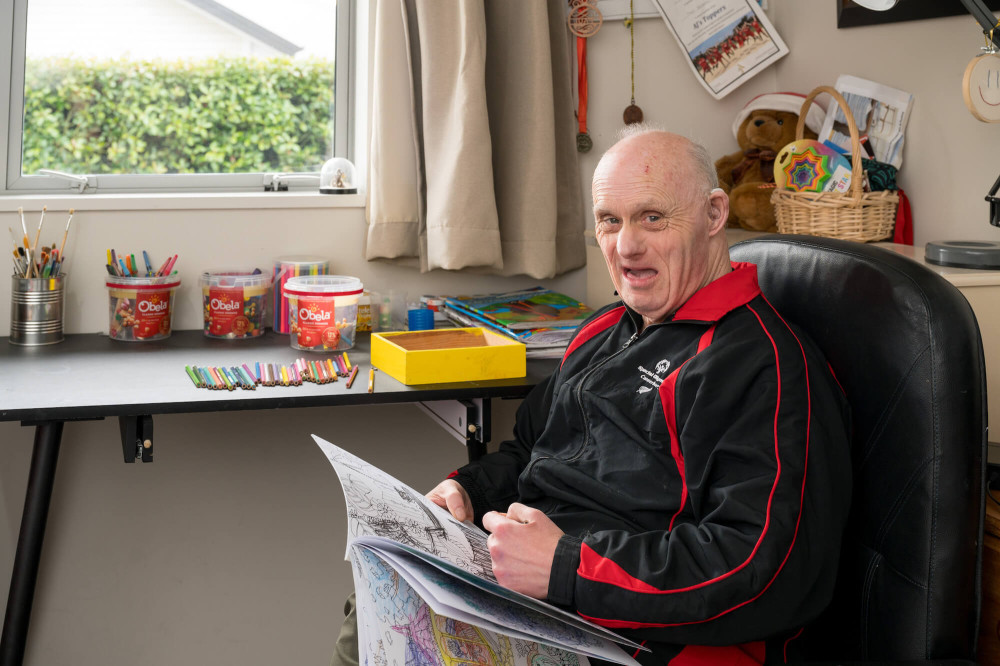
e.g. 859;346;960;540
0;330;557;423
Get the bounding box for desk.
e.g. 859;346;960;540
0;330;556;666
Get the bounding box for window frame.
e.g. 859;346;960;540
0;0;357;196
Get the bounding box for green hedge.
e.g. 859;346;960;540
22;56;335;175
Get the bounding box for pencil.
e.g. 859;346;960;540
238;367;256;390
184;365;201;387
197;367;215;389
346;365;359;388
367;367;375;393
215;367;232;391
221;367;237;390
342;352;351;371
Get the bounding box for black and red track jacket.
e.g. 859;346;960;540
450;262;852;664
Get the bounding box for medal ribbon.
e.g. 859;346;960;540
577;36;588;136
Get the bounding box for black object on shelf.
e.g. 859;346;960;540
925;240;1000;269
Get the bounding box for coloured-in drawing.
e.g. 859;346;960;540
352;546;587;666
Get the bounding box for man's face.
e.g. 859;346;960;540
592;134;724;328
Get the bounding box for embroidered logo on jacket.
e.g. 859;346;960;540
637;360;671;393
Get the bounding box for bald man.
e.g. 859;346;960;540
338;128;852;666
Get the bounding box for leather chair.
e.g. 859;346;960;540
729;235;987;663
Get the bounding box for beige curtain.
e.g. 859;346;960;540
366;0;586;279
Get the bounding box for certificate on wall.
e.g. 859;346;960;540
650;0;788;100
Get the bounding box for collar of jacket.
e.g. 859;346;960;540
621;261;761;327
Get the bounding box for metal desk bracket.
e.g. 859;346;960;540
417;399;491;462
119;415;153;463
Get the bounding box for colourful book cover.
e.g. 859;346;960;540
444;287;593;330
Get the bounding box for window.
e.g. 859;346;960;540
0;0;355;194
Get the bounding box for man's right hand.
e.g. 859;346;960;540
426;479;474;523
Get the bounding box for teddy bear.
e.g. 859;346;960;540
715;92;826;232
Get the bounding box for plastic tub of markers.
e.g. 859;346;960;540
106;274;181;341
200;270;270;339
283;275;363;351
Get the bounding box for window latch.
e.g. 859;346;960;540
38;169;91;193
264;172;320;192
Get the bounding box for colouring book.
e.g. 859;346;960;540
313;435;642;666
444;287;593;331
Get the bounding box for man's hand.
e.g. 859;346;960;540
482;503;564;599
425;479;474;523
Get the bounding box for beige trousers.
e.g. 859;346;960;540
330;594;359;666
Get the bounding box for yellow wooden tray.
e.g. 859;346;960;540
370;327;526;385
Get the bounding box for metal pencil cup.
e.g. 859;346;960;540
10;275;66;345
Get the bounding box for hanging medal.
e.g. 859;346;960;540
568;1;602;152
623;0;643;125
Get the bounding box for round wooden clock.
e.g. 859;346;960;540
963;53;1000;123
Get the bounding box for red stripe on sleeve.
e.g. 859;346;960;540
658;367;686;531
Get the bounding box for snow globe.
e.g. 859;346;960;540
319;157;357;194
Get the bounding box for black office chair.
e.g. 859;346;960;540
730;235;987;663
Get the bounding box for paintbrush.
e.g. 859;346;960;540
57;208;74;261
18;207;33;278
31;206;46;257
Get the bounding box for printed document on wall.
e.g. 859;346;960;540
650;0;788;100
816;74;914;169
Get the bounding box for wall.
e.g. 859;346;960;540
579;3;999;252
4;2;1000;664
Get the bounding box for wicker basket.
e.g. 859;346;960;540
771;85;898;242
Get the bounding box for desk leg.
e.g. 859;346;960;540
0;421;64;666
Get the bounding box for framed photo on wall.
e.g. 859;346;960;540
837;0;1000;28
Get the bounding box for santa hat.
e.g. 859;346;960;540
731;92;826;140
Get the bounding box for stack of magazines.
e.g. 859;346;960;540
441;287;594;359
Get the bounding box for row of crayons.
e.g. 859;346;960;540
9;207;74;278
106;248;178;278
184;353;375;393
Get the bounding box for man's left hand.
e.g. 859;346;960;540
481;503;564;599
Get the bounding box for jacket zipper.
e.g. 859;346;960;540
525;325;641;475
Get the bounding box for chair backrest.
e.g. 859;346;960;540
730;235;987;661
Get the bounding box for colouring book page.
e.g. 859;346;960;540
352;536;639;652
351;546;591;666
314;434;495;581
360;543;640;665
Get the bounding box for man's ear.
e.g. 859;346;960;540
707;188;729;236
